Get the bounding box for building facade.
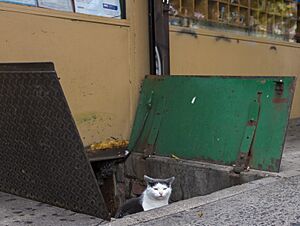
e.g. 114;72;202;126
0;0;299;146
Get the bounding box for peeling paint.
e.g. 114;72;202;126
191;96;197;104
272;98;288;104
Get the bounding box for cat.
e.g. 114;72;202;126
115;175;175;218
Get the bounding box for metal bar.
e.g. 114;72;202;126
120;0;126;19
296;2;300;43
148;0;170;75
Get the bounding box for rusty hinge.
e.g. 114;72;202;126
233;93;261;173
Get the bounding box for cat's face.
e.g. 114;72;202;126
144;175;175;200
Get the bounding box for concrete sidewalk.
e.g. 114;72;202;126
1;120;300;226
0;192;105;226
106;119;300;226
118;174;300;226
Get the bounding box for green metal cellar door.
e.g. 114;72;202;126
129;75;296;172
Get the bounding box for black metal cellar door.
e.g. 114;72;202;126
0;62;109;220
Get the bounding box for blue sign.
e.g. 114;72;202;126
103;3;118;11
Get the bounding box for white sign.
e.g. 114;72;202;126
37;0;73;12
0;0;37;6
101;0;120;18
74;0;121;18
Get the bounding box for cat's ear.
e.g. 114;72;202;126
144;175;154;184
166;176;175;185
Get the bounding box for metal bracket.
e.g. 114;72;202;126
233;96;261;174
145;96;165;153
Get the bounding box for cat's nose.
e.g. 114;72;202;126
159;192;163;196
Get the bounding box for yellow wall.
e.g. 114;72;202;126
170;27;300;118
0;2;299;147
0;1;149;146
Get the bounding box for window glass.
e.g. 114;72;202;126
74;0;121;18
169;0;299;43
0;0;125;19
37;0;73;12
0;0;37;6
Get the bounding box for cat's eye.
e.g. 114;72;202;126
163;188;167;190
154;188;158;190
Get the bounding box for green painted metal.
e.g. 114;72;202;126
233;100;260;173
129;76;296;172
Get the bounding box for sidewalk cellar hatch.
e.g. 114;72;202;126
0;63;295;220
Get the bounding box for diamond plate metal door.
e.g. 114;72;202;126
0;62;109;220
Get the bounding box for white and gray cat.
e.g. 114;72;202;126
115;175;175;218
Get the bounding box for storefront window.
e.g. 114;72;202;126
0;0;126;19
169;0;299;43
